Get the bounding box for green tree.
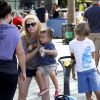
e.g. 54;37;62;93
58;0;67;8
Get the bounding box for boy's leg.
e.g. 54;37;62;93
85;92;93;100
47;65;61;96
46;65;59;90
94;90;100;100
50;70;59;90
88;69;100;100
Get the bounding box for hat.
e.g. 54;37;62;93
12;16;23;26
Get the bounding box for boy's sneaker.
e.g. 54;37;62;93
38;88;49;96
55;90;61;96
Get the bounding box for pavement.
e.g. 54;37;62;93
14;39;99;100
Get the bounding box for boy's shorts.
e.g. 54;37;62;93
38;63;57;75
77;68;100;93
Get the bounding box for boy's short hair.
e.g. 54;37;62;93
74;21;90;36
40;28;54;38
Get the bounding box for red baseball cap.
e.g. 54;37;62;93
12;16;23;26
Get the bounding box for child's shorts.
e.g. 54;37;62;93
77;68;100;93
38;63;57;75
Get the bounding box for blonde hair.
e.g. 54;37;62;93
74;21;90;36
23;14;41;37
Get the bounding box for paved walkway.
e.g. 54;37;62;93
14;39;98;100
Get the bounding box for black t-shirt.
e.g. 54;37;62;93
35;7;47;23
53;11;60;18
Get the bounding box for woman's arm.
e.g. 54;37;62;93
16;39;26;81
22;37;40;62
25;47;39;62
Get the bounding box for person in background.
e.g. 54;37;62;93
35;0;48;29
36;28;61;97
69;21;100;100
12;16;24;32
51;3;60;18
18;15;50;100
0;1;26;100
84;0;100;69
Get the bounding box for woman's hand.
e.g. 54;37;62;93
19;72;26;82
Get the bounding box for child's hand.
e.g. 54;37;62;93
39;47;46;56
72;73;77;80
97;68;100;75
28;44;33;51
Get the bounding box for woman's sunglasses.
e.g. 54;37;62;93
26;22;36;28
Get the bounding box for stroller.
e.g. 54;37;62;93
55;56;76;100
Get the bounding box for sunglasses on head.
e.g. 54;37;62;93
26;22;36;28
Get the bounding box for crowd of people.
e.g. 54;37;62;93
0;0;100;100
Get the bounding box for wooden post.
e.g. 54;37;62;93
67;0;76;24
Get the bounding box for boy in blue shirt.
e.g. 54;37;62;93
36;28;61;96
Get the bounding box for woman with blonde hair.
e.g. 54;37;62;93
18;14;50;100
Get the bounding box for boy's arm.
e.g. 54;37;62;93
92;51;98;67
45;49;57;57
71;53;77;80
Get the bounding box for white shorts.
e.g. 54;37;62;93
38;63;57;75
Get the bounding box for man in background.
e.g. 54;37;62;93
35;0;48;29
84;0;100;69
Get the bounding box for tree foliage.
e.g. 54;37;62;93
58;0;67;8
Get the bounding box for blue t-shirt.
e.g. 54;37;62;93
84;4;100;33
38;42;56;66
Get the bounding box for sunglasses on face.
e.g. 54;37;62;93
26;22;36;28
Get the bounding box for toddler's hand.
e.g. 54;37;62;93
39;47;45;56
28;44;33;51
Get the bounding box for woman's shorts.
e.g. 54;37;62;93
77;68;100;93
26;69;37;77
18;67;37;77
